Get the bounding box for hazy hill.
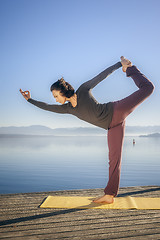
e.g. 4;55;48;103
0;126;104;136
0;125;160;136
139;133;160;138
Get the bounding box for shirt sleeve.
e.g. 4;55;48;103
27;98;69;114
80;61;122;90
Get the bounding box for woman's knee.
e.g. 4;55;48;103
146;81;155;96
150;82;155;94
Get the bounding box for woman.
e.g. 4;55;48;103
20;56;154;204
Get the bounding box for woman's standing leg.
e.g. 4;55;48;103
94;58;154;203
104;121;125;196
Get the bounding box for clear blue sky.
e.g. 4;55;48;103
1;0;160;129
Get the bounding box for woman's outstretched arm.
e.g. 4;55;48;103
19;89;68;114
80;61;122;90
27;98;69;113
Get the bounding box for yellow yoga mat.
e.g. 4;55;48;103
40;196;160;210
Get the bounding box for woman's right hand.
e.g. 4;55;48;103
19;89;31;100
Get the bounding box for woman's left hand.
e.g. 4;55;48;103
19;89;31;100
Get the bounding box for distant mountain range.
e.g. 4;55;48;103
0;125;160;137
139;133;160;138
0;125;104;136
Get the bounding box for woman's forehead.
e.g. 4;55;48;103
52;90;61;96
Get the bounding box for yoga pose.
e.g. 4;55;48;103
20;56;154;204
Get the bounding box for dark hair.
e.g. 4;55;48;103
50;77;75;98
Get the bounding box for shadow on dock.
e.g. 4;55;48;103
117;186;160;197
0;208;87;226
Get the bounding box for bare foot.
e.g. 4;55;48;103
120;56;132;72
93;194;114;204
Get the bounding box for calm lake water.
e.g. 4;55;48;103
0;135;159;194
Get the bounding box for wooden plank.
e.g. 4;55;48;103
0;186;160;239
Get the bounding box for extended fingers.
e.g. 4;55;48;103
20;89;25;95
19;89;29;98
20;89;29;94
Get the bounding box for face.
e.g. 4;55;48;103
52;90;66;104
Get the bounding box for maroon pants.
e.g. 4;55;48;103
104;66;154;196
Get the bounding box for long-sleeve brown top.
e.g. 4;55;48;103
28;61;122;130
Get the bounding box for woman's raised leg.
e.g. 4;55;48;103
109;61;154;127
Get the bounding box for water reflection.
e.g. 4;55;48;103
0;136;159;194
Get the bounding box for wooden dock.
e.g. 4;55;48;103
0;186;160;239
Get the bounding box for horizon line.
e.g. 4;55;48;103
0;124;160;129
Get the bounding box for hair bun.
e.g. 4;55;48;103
50;77;75;98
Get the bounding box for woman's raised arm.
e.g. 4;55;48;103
80;61;122;90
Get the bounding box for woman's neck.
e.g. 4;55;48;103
69;93;77;108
